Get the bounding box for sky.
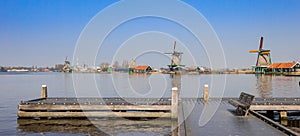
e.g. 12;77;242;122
0;0;299;68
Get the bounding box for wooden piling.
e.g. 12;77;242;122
171;87;178;119
280;111;288;126
41;85;47;98
280;111;287;119
203;84;209;102
171;119;179;136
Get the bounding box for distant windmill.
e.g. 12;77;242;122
165;41;184;71
249;37;272;73
63;56;72;73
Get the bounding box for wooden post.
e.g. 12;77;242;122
41;85;47;98
280;111;288;126
171;116;179;136
203;84;209;102
171;87;178;119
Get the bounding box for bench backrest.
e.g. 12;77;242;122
239;92;255;106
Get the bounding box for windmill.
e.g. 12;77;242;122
128;59;136;73
63;56;72;73
249;37;272;73
165;41;184;71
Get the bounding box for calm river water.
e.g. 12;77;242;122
0;72;299;135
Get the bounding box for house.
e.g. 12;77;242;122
134;66;152;73
185;66;206;72
267;62;300;73
0;66;5;72
114;68;129;72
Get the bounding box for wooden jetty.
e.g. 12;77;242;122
18;98;172;118
250;98;300;111
18;85;179;119
17;85;300;135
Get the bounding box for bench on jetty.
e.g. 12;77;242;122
228;92;255;116
18;85;179;119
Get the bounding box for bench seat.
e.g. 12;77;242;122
228;92;255;116
228;99;247;108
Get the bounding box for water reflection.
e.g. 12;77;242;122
170;74;181;91
64;73;74;96
255;75;272;98
128;73;152;96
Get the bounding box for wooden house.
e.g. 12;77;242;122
267;62;300;73
134;66;152;73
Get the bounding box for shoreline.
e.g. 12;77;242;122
2;71;300;76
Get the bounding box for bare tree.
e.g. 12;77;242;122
112;61;119;68
100;62;110;72
122;60;129;68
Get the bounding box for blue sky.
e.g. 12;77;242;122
0;0;299;68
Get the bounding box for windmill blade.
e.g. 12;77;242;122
173;41;176;52
249;50;259;53
259;37;264;50
261;50;270;55
261;52;270;55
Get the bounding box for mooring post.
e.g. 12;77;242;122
280;111;288;126
41;85;47;98
171;87;178;119
171;117;179;136
204;84;209;102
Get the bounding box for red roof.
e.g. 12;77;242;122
268;62;298;69
134;66;150;70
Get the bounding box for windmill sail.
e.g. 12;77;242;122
165;41;184;71
165;41;183;66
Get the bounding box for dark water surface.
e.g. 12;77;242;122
0;72;299;135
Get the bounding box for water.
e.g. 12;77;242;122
0;72;299;135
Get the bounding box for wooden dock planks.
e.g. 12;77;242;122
18;97;173;118
250;98;300;111
250;105;300;111
18;111;171;118
18;97;300;118
19;104;172;111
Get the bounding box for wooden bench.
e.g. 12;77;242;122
228;92;255;116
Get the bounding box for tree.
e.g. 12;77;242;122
112;61;119;68
100;62;110;72
122;60;129;68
